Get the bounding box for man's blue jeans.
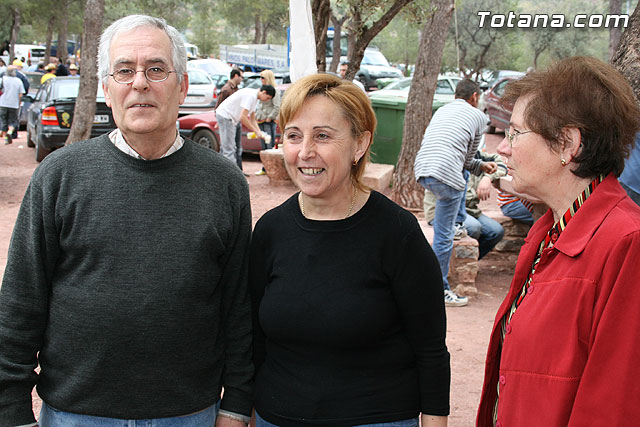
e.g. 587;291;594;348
621;181;640;207
463;214;504;259
39;402;219;426
419;177;464;290
500;201;534;226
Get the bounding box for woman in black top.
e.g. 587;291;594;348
250;74;450;427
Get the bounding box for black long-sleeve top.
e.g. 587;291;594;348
249;191;450;426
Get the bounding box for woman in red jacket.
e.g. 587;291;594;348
477;56;640;426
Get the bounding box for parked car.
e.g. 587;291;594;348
480;69;524;90
355;47;404;91
25;77;116;162
19;71;43;128
187;58;235;104
179;68;217;115
368;75;462;105
477;70;524;113
177;110;281;153
483;75;523;133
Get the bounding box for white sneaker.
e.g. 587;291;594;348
454;223;467;240
444;289;468;307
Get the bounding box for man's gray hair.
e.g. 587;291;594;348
98;15;187;84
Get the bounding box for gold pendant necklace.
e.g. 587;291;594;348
300;188;357;219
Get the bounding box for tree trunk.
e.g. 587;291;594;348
57;7;69;60
65;0;104;145
9;8;21;62
611;1;640;104
329;14;346;73
344;0;412;81
391;0;455;209
45;15;55;65
253;16;261;44
311;0;331;72
260;21;271;44
609;0;623;61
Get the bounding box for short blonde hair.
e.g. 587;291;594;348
279;73;377;191
260;69;276;87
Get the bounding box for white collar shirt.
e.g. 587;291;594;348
108;128;183;160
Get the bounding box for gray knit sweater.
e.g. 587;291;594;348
0;134;253;425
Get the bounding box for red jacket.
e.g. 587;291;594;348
477;174;640;427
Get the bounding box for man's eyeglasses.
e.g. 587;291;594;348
109;66;177;84
504;127;533;147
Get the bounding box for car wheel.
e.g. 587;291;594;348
193;129;219;152
27;126;35;148
35;137;50;162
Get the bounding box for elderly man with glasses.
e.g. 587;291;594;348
0;15;253;427
414;79;496;307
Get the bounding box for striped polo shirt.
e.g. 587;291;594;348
414;98;489;191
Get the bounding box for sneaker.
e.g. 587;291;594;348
2;136;10;145
255;168;267;176
454;223;467;240
444;289;468;307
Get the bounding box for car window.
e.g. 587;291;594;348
217;75;228;89
361;50;390;66
435;79;454;95
188;70;212;85
52;80;106;100
34;84;46;102
384;78;412;91
493;80;510;97
56;83;80;99
42;83;52;101
243;78;261;89
26;74;42;91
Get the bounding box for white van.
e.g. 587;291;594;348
13;44;46;63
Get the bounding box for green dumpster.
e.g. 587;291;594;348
369;94;444;165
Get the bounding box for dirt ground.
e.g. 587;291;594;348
0;133;514;426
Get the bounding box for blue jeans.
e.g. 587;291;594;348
39;402;218;427
621;181;640;207
218;116;243;170
463;214;504;259
456;170;470;224
255;412;418;427
419;177;465;290
259;121;276;150
500;201;534;226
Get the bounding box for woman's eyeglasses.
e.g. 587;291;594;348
504;128;532;147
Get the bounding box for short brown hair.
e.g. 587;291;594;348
501;56;640;178
455;79;480;101
279;73;377;191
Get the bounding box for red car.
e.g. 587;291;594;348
177;110;280;153
483;75;523;134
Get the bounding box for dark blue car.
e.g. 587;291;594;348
25;77;115;161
